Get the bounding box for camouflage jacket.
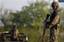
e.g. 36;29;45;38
44;9;61;28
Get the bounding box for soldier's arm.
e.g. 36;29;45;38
44;14;50;22
44;14;50;28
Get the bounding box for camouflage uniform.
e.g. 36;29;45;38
43;1;60;42
49;1;60;42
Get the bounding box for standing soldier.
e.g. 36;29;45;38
49;1;60;42
43;1;60;42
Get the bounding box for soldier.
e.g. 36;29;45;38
43;1;60;42
49;1;60;42
10;24;19;42
0;33;5;42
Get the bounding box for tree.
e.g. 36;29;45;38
8;2;49;29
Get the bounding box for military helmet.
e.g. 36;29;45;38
51;1;59;10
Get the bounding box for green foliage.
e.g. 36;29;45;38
0;2;49;42
7;2;49;29
1;1;64;42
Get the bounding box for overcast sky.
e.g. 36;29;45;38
0;0;32;10
0;0;64;10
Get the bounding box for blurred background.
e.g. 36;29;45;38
0;0;64;42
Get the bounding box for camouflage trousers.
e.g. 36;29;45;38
50;25;60;42
42;25;60;42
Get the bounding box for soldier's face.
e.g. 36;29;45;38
52;4;58;10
